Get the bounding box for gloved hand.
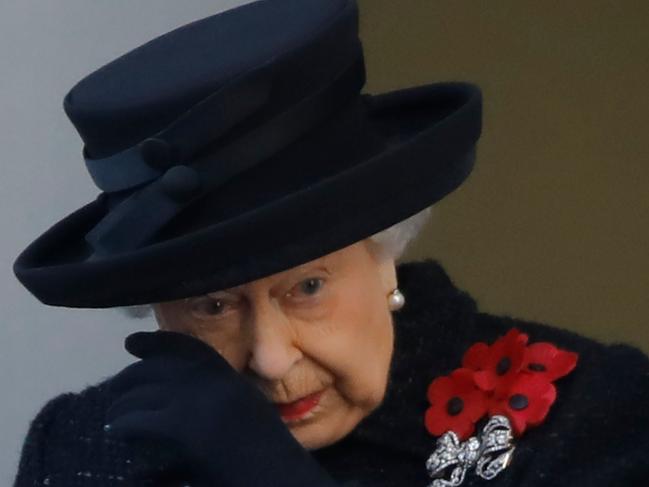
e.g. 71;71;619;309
103;330;340;487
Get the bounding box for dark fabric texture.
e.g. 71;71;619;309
13;258;649;486
63;0;355;159
13;80;481;309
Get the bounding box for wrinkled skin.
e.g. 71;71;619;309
153;239;397;449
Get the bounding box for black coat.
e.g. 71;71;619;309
13;259;649;486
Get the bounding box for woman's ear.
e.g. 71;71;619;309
377;257;398;293
363;239;398;293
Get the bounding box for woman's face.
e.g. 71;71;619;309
152;239;397;449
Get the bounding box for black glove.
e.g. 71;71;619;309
104;330;340;487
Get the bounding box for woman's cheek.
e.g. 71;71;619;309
296;319;350;367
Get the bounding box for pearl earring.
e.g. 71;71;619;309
387;288;405;311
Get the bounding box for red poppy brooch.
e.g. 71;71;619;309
424;328;578;486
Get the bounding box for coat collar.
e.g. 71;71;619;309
341;258;481;458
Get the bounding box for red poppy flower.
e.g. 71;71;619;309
522;342;579;382
425;368;488;440
462;328;529;392
424;327;579;442
488;373;556;436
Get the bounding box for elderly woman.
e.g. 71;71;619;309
11;0;649;486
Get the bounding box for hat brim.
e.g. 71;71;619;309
14;81;481;308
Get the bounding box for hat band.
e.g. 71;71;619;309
84;51;366;259
83;67;274;193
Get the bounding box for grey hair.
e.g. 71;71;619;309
116;206;433;320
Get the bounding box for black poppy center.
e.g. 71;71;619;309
509;394;529;410
496;356;512;376
528;363;547;372
446;396;464;416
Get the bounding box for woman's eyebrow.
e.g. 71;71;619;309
297;264;332;277
204;284;244;298
204;265;333;298
312;265;332;275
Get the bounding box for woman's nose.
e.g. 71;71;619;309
245;302;302;380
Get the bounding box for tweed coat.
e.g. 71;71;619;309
12;258;649;486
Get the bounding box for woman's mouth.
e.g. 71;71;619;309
275;389;325;423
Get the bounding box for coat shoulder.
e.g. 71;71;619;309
13;391;77;486
13;377;177;486
475;308;649;394
473;311;649;485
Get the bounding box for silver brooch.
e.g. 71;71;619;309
425;415;515;487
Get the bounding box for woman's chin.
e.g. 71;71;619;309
289;421;343;450
287;402;368;450
283;390;339;449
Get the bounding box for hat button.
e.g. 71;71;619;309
160;165;202;203
140;137;175;171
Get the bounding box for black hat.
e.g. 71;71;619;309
13;0;482;308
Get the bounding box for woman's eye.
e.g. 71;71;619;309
293;277;325;297
191;298;229;318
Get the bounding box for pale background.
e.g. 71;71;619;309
1;0;647;484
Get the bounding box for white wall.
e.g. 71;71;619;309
0;1;253;484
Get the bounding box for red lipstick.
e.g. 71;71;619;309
276;390;324;422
